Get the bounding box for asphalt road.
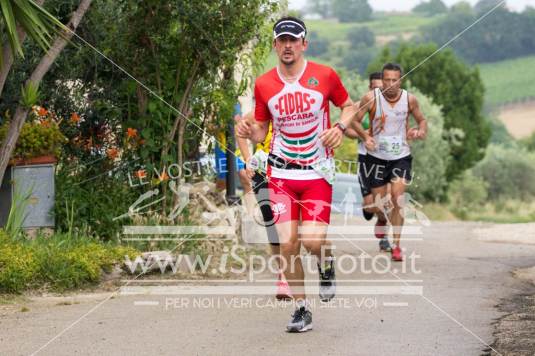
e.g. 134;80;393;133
1;220;535;356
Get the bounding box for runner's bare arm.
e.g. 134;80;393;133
344;126;360;139
235;112;255;179
338;97;355;127
250;119;270;144
343;101;361;139
320;97;353;149
407;95;428;140
235;112;253;161
235;114;270;144
352;92;376;150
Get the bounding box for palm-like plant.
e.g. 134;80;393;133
0;0;91;186
0;0;64;62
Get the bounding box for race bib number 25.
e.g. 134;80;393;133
378;135;402;155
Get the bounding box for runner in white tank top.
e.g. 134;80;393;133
369;88;411;161
343;63;428;262
344;73;394;252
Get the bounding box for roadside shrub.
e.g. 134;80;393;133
55;168;140;241
448;171;489;219
33;238;137;291
34;244;101;290
0;228;8;243
407;87;451;202
521;131;535;152
307;31;329;57
488;116;515;148
0;233;38;293
347;27;375;48
0;229;138;293
472;144;535;201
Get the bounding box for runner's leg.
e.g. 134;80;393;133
277;220;305;299
389;178;407;248
251;173;289;298
239;168;256;213
371;185;389;222
300;178;335;302
269;178;305;299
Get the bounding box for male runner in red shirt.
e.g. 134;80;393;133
236;16;355;332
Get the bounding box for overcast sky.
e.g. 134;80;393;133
289;0;535;12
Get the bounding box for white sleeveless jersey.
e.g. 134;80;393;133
358;141;366;155
368;88;411;161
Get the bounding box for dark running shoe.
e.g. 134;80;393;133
286;306;313;333
379;237;392;252
363;209;374;221
318;259;336;302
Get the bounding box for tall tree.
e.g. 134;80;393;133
474;0;506;14
423;5;535;63
0;0;277;233
0;0;92;184
412;0;448;16
306;0;331;18
332;0;372;23
347;26;375;47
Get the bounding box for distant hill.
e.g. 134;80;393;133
306;12;440;40
260;14;535;112
479;55;535;108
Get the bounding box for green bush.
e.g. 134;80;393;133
307;31;329;57
55;168;140;241
406;87;451;202
0;229;7;243
34;245;100;290
347;27;375;48
33;243;135;291
341;47;377;75
0;231;38;293
472;144;535;201
0;115;67;161
423;5;535;63
0;229;138;293
448;170;489;219
332;0;372;23
521;132;535;152
488;116;515;147
412;0;448;16
31;236;138;291
334;74;366;173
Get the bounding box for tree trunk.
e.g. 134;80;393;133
0;30;26;98
0;0;93;184
172;107;189;222
0;0;46;97
136;85;148;116
160;59;200;162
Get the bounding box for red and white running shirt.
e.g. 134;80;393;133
255;61;349;180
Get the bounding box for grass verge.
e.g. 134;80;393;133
0;229;138;294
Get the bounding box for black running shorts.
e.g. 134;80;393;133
358;154;373;198
366;154;413;189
